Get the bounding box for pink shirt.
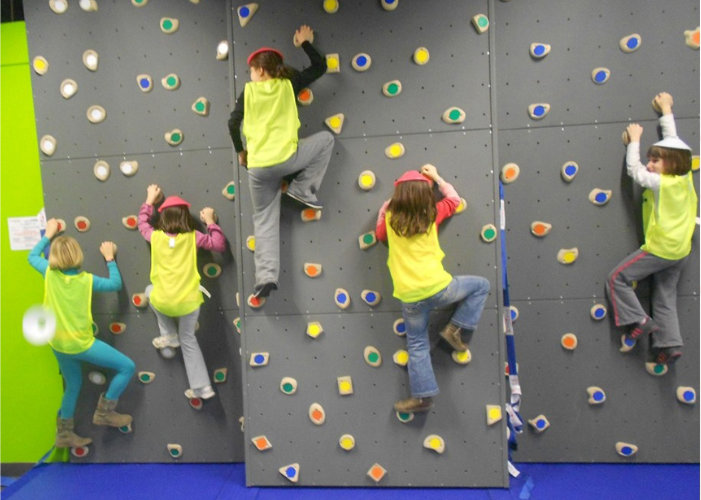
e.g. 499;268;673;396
138;203;226;251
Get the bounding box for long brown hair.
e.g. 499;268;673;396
249;50;295;80
647;145;692;176
388;181;437;238
156;206;195;234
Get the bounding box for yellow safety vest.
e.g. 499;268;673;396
149;231;203;316
385;212;453;303
44;269;95;354
642;172;697;260
243;78;300;168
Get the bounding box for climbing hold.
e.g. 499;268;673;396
358;170;376;190
249;352;269;367
165;129;184;146
109;322;126;334
306;321;324;339
621;130;631;146
304;263;322;278
615;442;638;457
79;0;98;11
233;317;241;334
339;434;355;451
39;135;56;156
382;80;402;97
676;386;696;404
326;53;340;73
202;263;222;278
592;67;611;85
381;0;398;11
167;444;183;459
363;346;382;367
323;0;339;14
358;231;377;249
529;43;551;59
561;161;579;182
413;46;430;65
32;56;49;75
55;219;67;234
131;293;148;308
423;434;445;454
509;305;519;322
480;224;498;243
213;368;227;383
393;349;409;367
385;142;405;159
619;34;641;53
74;216;91;232
82;50;98;71
586;386;606;405
557;247;579;265
393;318;406;336
684;27;700;49
530;221;552;237
160;17;179;34
161;73;180;90
486;405;502;425
395;410;414;423
93;160;110;181
361;289;381;307
49;0;68;14
528;103;550;120
645;362;668;377
590;304;607;320
280;377;298;395
119;160;139;176
324;113;344;134
351;53;372;72
337;375;354;396
528;414;550;433
297;88;314;106
192;97;210;116
132;0;148;6
86;105;106;124
455;198;468;214
88;371;106;385
301;208;322;222
70;446;89;458
561;333;578;350
92;322;99;336
237;3;258;27
589;188;612;206
619;333;637;353
216;40;229;60
471;14;489;33
309;402;326;425
451;349;472;365
279;463;300;483
693;156;700;172
138;371;155;384
334;288;351;309
500;162;520;183
247;294;265;309
252;435;272;451
60;79;78;99
245;235;255;251
442;107;466;124
222;181;236;200
367;463;387;483
136;74;153;93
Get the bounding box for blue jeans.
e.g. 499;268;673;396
401;276;490;398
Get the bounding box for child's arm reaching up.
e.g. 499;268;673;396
421;164;460;226
196;207;226;252
653;92;678;139
138;184;162;242
625;123;660;190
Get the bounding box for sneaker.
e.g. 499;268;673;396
286;190;323;210
253;282;278;299
393;396;433;413
653;346;682;365
152;335;180;349
629;318;659;340
187;386;216;400
440;323;467;352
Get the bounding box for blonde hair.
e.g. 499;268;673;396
48;236;84;270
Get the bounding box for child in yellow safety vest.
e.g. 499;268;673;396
606;92;698;366
28;218;135;448
138;185;227;401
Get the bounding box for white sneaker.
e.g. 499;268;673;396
196;385;216;400
152;335;180;349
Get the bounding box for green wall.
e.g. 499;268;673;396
1;21;63;463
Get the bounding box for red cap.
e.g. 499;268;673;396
247;47;283;66
158;195;191;213
394;170;431;186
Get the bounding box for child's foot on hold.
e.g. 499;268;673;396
439;322;467;352
651;346;682;365
286;189;323;210
253;282;278;298
152;335;180;349
393;396;433;413
186;385;216;400
628;317;659;340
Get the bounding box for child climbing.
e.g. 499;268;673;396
138;184;226;401
228;24;334;299
28;218;135;448
376;164;490;412
607;92;697;366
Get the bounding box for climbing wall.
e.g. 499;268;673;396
493;0;700;462
232;0;508;488
24;0;244;462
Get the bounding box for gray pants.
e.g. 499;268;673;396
606;249;688;348
247;131;334;287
